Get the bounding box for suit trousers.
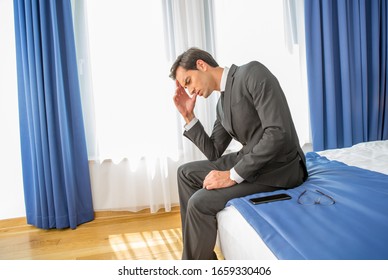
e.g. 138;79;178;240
177;153;303;260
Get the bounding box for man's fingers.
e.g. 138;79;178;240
203;170;216;189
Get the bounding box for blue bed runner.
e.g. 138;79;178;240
227;152;388;259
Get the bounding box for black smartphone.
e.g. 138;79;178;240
249;193;292;205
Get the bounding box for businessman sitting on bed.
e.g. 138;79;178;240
170;47;308;260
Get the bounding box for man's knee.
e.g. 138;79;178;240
187;189;225;216
177;161;210;189
177;162;191;179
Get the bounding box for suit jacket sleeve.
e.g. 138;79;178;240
183;117;232;161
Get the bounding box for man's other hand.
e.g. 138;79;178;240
203;170;236;190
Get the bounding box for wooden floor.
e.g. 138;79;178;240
0;207;224;260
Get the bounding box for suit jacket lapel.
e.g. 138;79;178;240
223;64;237;137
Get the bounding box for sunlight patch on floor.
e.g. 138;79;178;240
108;228;183;260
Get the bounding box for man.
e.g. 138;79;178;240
170;47;307;260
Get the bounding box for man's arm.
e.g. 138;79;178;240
173;80;235;189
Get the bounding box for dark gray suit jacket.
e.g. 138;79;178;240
184;61;307;188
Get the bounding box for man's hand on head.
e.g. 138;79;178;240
173;80;197;124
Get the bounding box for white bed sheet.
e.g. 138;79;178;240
216;140;388;260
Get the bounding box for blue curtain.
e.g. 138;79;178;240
305;0;388;151
13;0;94;229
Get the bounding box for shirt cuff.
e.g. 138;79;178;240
230;168;244;184
184;117;199;131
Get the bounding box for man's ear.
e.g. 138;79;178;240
196;59;207;71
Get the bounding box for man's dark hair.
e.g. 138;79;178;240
169;47;219;80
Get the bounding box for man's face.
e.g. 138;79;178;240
175;62;214;99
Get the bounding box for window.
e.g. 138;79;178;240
85;0;178;161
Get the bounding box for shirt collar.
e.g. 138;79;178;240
220;66;230;92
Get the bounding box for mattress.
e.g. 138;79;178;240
216;140;388;260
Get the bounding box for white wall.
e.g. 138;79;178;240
0;0;26;220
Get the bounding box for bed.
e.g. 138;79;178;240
216;140;388;260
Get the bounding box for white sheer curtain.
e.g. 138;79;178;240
162;0;219;160
72;0;217;213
